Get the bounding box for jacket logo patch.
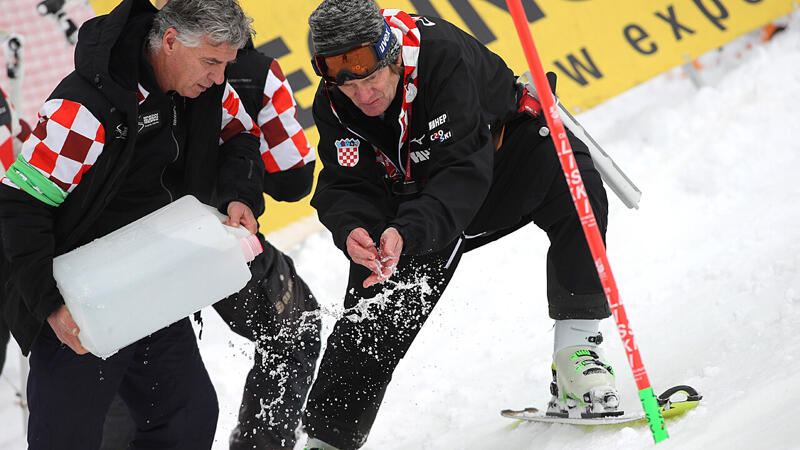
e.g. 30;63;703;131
416;17;436;27
137;111;161;134
428;113;448;130
336;138;360;167
430;129;452;143
115;124;128;140
410;134;425;146
409;149;430;163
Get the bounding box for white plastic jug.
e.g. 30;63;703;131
53;195;262;358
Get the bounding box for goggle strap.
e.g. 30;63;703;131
374;20;392;60
311;57;323;77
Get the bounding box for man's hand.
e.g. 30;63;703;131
224;201;258;234
347;227;403;288
346;228;381;283
47;305;88;355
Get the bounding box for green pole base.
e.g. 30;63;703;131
639;387;669;443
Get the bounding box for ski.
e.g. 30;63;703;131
501;385;701;427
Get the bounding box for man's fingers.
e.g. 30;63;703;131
55;327;88;355
240;213;257;234
225;201;257;233
65;335;89;355
346;228;379;268
223;208;242;227
379;227;403;259
348;245;377;265
47;305;89;355
350;229;374;248
362;272;381;288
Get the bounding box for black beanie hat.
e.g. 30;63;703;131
309;0;401;65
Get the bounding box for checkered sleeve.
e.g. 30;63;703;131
0;86;28;175
257;59;315;173
0;103;13;173
220;81;260;144
0;99;105;206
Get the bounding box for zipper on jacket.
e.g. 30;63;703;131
160;97;179;203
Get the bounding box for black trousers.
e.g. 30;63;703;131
100;236;321;450
214;237;321;449
303;116;610;449
28;318;218;450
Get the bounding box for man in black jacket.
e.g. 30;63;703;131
100;44;323;450
302;1;621;448
92;5;322;445
0;0;264;448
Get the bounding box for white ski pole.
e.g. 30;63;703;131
517;71;642;209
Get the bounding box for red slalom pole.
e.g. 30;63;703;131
504;0;668;443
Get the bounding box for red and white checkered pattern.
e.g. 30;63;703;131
2;98;104;192
335;139;360;167
0;86;30;175
220;81;260;144
257;59;315;173
0;87;14;173
382;9;421;164
0;125;13;175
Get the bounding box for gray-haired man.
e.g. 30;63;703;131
0;0;263;448
302;0;617;448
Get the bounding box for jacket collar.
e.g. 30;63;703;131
74;0;158;111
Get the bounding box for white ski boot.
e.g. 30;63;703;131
547;344;623;418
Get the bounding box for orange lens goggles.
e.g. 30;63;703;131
313;44;382;85
312;20;393;85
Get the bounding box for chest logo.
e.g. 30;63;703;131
430;129;452;143
416;17;436;27
336;138;360;167
137;111;161;134
428;113;448;130
409;149;430;163
115;124;128;140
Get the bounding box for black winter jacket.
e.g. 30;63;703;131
311;15;522;256
0;0;264;354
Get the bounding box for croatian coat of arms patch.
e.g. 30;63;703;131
335;138;360;167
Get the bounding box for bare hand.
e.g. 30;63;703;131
346;228;382;283
47;305;88;355
363;227;403;288
224;201;257;234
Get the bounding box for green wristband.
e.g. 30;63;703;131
6;154;68;206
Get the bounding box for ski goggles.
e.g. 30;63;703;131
311;20;393;85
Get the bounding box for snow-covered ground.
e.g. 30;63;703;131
2;13;799;450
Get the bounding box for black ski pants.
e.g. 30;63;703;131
302;116;610;449
27;318;218;450
214;237;321;450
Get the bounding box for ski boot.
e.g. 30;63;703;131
547;345;623;419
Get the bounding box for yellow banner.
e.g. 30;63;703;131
89;0;795;233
